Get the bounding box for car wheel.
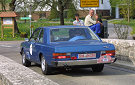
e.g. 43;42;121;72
41;56;51;75
22;51;31;67
91;64;104;72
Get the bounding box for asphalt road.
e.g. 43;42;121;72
1;41;135;85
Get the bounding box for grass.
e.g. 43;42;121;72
109;19;135;35
0;20;72;41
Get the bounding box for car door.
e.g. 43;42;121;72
28;28;41;62
32;29;44;63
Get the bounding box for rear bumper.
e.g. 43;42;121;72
52;58;117;67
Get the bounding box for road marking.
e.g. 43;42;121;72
0;45;13;48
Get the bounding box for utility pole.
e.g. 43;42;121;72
29;0;32;37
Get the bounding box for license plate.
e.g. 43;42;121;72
97;55;112;63
78;53;96;59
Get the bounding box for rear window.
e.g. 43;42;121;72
50;27;99;42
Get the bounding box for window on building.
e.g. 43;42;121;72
101;0;103;4
39;13;46;19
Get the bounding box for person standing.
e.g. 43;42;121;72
73;13;84;26
84;9;101;36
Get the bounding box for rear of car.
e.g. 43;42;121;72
51;42;116;67
20;26;116;75
49;27;116;69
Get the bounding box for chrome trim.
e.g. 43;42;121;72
103;46;109;48
52;58;116;67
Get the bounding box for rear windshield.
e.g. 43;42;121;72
50;27;99;42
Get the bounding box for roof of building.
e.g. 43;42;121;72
0;11;17;17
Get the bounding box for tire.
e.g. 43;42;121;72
41;56;51;75
22;51;31;67
91;64;104;72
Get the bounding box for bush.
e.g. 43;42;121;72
49;8;59;19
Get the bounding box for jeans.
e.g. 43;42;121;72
89;23;101;34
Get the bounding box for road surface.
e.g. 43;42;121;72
0;41;135;85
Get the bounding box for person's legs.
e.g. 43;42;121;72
95;23;101;34
89;25;96;32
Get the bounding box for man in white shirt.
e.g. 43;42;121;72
84;9;101;35
73;13;84;26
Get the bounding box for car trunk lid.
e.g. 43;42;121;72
50;40;115;53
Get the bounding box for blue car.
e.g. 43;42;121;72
20;26;116;75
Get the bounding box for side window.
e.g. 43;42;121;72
30;29;41;42
39;29;44;43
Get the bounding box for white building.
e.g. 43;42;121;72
75;0;111;18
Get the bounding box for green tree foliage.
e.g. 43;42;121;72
0;0;11;11
49;1;59;19
110;0;135;22
12;0;77;25
110;0;121;7
49;8;59;19
67;2;76;19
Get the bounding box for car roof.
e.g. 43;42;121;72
41;25;88;29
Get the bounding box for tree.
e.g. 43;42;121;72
14;0;77;25
49;1;59;19
0;0;11;11
110;0;135;22
67;1;76;19
57;0;69;25
9;0;16;11
40;0;75;25
9;0;20;33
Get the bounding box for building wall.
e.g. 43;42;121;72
98;0;111;10
16;11;50;20
77;10;110;18
17;10;110;20
32;13;39;20
46;11;51;18
77;10;89;18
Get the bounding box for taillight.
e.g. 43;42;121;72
101;50;115;56
53;53;66;56
53;53;70;59
71;57;77;60
53;56;70;59
106;50;115;54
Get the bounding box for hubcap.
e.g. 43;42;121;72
41;57;46;71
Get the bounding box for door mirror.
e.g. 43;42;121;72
25;38;29;42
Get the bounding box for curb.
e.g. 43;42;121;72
0;55;59;85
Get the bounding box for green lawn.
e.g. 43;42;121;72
0;20;72;41
109;19;135;35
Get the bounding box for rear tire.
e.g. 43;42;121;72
91;64;104;72
22;51;31;67
41;56;51;75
